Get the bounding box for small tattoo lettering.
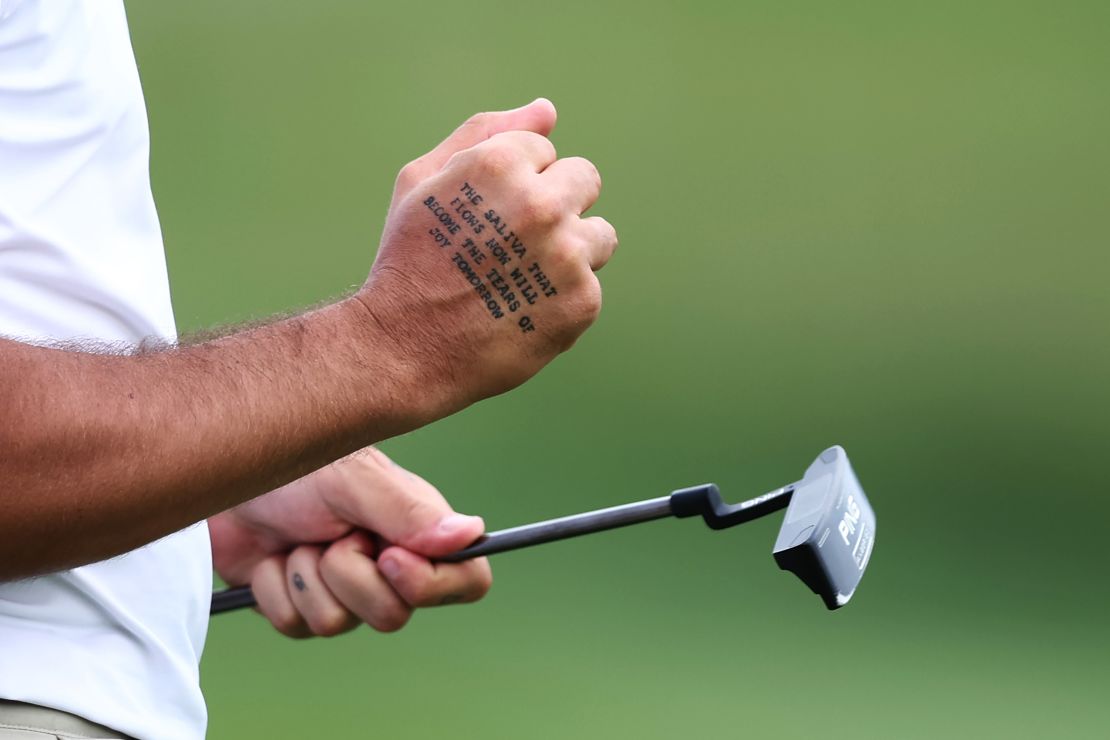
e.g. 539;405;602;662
423;182;565;334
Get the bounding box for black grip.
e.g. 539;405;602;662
211;585;256;614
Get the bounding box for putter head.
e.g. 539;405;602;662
773;446;876;610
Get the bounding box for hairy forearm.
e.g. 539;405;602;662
0;297;435;579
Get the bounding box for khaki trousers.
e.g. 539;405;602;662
0;701;133;740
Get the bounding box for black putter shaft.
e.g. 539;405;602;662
436;496;673;562
210;482;795;615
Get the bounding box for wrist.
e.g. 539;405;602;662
342;289;467;429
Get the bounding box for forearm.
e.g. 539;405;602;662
0;297;436;579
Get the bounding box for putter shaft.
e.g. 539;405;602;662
437;496;673;562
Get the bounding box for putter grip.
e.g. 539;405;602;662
210;495;677;615
209;539;488;615
208;527;598;614
211;585;257;614
209;535;497;614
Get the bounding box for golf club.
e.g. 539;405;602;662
211;445;876;615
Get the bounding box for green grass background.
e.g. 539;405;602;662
127;1;1108;737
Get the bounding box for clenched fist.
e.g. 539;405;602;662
356;99;617;416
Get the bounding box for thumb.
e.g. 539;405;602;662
419;98;557;173
394;510;486;559
326;448;485;559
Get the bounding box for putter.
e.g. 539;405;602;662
211;445;876;615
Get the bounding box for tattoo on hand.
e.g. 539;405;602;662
439;593;464;605
423;182;564;335
292;572;306;592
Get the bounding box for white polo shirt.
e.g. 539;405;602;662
0;2;210;738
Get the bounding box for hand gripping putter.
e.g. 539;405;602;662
211;446;877;615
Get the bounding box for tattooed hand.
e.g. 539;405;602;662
209;448;491;637
356;98;617;419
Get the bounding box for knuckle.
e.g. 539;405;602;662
395;159;423;189
272;611;308;638
521;190;562;227
545;237;580;272
371;604;411;633
595;216;617;241
472;564;494;599
442;147;471;172
464;111;492;131
579;279;603;321
573;156;602;189
475;144;518;179
317;545;344;579
524;132;557;160
308;609;351;638
591;218;618;263
345;529;377;552
397;573;430;605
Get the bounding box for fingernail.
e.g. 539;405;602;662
379;556;401;580
438;514;475;534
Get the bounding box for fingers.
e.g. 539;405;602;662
285;545;361;637
429;99;556;167
377;545;493;608
537;157;616;270
475;151;613;271
407;99;557;179
315;533;492;632
540;156;602;215
254;546;362;639
318;531;413;633
252;467;495;639
248;448;498;640
250;534;429;637
324;447;486;559
251;555;310;638
456;130;558;174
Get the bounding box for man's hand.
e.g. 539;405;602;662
0;98;616;581
209;448;492;636
356;98;618;418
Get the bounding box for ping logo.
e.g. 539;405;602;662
838;494;861;546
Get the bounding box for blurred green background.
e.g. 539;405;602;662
127;0;1108;737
